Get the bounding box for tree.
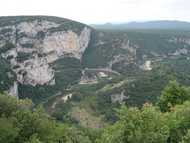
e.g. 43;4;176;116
13;106;57;143
0;117;19;143
54;124;91;143
0;93;32;117
180;130;190;143
167;101;190;143
0;93;93;143
97;104;170;143
157;80;190;112
24;134;42;143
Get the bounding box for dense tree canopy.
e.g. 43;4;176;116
97;104;169;143
0;93;92;143
1;80;190;143
158;80;190;112
97;81;190;143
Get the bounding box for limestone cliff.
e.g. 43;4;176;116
0;16;91;96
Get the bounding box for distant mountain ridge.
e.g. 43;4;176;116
91;20;190;30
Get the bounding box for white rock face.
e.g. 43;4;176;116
0;26;17;44
2;48;17;59
108;55;126;68
98;72;108;78
172;48;188;56
51;93;73;109
42;27;91;59
20;56;55;86
0;19;91;91
79;27;91;55
169;37;190;45
141;60;152;71
62;93;73;103
79;70;98;85
111;91;128;103
121;40;138;58
17;20;59;37
8;82;18;97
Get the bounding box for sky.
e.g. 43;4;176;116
0;0;190;24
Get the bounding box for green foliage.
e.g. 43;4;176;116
0;93;93;143
166;101;190;143
0;117;19;143
2;17;190;143
0;42;15;53
54;124;92;143
3;80;190;143
24;134;42;143
47;78;122;125
158;80;190;112
0;57;15;92
14;108;56;142
83;29;190;70
0;92;32;117
18;57;82;104
97;104;170;143
17;52;32;62
97;82;190;143
97;101;190;143
180;130;190;143
124;68;171;106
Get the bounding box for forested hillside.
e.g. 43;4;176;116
1;81;190;143
1;16;190;142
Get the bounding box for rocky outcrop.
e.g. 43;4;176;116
41;27;91;59
121;40;137;57
111;91;128;103
140;60;152;71
79;70;98;85
169;37;190;45
0;17;91;96
172;48;189;56
8;82;18;97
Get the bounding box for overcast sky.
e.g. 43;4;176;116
0;0;189;24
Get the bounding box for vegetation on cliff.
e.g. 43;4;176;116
1;80;190;143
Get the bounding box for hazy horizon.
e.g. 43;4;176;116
0;0;189;24
91;20;190;25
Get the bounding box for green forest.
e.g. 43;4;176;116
1;80;190;143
